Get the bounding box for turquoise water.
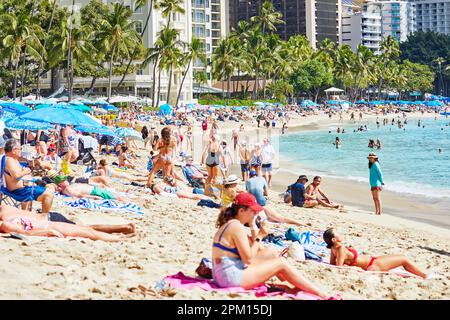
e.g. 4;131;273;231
280;116;450;200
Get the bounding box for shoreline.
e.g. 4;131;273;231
196;111;449;232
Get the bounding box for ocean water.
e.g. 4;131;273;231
279;116;450;200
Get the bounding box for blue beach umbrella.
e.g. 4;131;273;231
102;104;118;111
158;103;173;116
76;124;116;136
0;102;32;115
5;117;54;130
20;107;102;127
114;127;142;140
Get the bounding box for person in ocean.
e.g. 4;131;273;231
323;228;434;279
367;153;384;215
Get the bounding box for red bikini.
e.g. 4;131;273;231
347;247;377;270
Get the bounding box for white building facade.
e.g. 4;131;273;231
341;0;415;54
411;0;450;34
50;0;196;104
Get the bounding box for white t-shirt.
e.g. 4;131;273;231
0;120;5;138
261;144;275;164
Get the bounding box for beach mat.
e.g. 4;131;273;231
162;272;333;300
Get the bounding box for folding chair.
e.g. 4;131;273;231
0;156;36;210
181;166;204;189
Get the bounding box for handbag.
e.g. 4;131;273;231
195;258;213;279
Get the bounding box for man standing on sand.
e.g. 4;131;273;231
305;176;341;209
261;138;275;187
239;141;251;181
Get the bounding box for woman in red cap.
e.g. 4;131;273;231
212;192;333;299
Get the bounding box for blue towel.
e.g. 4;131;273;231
197;199;221;208
63;198;144;215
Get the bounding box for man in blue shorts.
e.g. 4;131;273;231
2;139;54;213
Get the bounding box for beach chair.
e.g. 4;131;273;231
0;156;36;210
181;166;204;188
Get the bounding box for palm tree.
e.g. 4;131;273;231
175;37;206;107
334;45;354;96
116;0;155;90
250;0;284;36
98;3;140;101
212;38;235;99
193;70;207;96
156;0;185;26
433;57;445;95
377;36;400;99
141;46;162;107
1;9;43;99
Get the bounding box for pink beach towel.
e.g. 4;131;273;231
163;272;327;300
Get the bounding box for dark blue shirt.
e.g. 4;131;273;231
290;182;305;207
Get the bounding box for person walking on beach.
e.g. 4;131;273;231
201;134;225;196
201;119;208;135
261;138;275;188
368;153;384;215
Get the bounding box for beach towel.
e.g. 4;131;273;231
63;198;144;215
162;272;329;300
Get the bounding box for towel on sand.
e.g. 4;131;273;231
63;198;144;215
162;272;329;300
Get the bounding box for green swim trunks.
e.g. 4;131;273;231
91;186;115;200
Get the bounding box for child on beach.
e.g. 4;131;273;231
323;228;433;279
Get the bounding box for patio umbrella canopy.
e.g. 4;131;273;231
76;125;116;136
0;102;32;115
114;127;142;140
5;117;54;130
20;107;102;127
324;87;344;93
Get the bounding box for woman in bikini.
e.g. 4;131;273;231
0;205;135;242
212;192;334;299
185;126;193;152
323;228;432;279
146;127;177;187
97;159;147;182
250;144;263;176
201;134;225;197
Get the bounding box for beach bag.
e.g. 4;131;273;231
195;258;213;279
285;228;300;242
287;242;306;261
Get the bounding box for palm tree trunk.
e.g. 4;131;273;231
12;60;19;99
222;80;225;99
156;67;162;107
151;56;159;107
116;0;154;89
175;57;192;108
20;50;27;101
107;44;117;102
167;66;173;104
262;77;267;100
88;76;97;92
36;0;58;99
253;67;259;100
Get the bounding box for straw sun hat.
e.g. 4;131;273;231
367;152;378;159
224;174;239;185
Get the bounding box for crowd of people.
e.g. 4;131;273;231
0;101;440;300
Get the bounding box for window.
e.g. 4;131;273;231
137;66;143;75
206;14;210;22
194;25;205;37
195;10;204;23
206;43;210;52
206;29;210;37
135;21;143;34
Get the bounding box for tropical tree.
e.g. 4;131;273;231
250;0;284;36
175;37;206;107
156;0;185;26
98;3;141;101
212;38;235;99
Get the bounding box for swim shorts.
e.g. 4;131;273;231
74;178;89;184
48;212;75;224
261;163;272;173
371;186;382;191
7;186;46;202
240;163;249;172
90;186;115;199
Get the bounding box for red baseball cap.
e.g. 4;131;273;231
234;192;263;213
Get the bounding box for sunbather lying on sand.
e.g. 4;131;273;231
323;228;434;279
0;205;135;242
96;159;147;182
55;177;129;202
212;192;337;300
149;176;211;201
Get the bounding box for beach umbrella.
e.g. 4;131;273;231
0;102;32;115
20;107;102;127
102;104;118;111
76;124;116;136
92;99;109;105
114;127;142;140
158;103;173;117
5;117;54;130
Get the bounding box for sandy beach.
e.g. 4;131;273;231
0;110;448;300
